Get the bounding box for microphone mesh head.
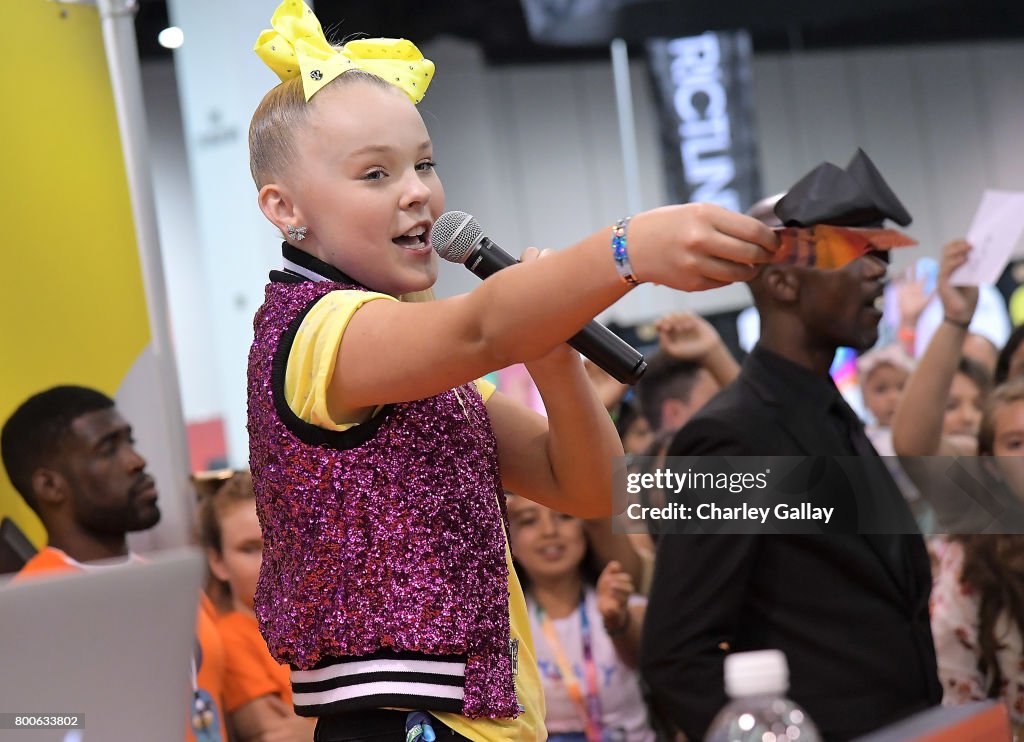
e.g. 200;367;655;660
433;211;483;264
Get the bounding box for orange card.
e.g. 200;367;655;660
773;225;917;269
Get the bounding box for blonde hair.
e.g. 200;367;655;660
248;69;392;188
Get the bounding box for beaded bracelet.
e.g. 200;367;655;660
612;216;639;287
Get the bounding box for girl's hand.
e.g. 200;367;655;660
896;272;933;329
938;239;978;326
628;203;779;292
655;311;723;362
596;560;634;633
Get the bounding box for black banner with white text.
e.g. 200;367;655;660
646;31;762;212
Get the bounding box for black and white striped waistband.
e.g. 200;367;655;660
290;650;466;717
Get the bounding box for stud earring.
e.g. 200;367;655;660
287;225;308;242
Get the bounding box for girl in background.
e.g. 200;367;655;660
197;470;313;742
931;379;1024;733
893;240;1001;539
857;344;913;456
507;495;655;742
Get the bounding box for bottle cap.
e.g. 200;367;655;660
724;649;789;698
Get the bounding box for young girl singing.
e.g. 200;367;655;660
246;3;777;740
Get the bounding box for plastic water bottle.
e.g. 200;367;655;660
704;649;821;742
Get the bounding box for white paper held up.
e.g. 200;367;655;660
949;190;1024;286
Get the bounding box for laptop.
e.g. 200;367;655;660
0;548;205;741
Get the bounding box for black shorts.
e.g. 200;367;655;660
314;709;473;742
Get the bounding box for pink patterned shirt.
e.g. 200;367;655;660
930;538;1024;723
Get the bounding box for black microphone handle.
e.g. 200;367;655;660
565;323;648;385
464;238;647;385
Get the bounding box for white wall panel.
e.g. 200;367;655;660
847;48;937;274
975;44;1024;195
751;56;804;198
910;47;992;249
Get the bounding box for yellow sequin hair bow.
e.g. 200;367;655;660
254;0;434;104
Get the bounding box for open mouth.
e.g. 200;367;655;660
538;545;566;560
393;226;430;250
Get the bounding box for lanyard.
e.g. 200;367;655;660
538;593;603;742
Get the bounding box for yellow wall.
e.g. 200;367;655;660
0;1;151;547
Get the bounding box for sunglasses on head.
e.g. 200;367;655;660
191;468;246;500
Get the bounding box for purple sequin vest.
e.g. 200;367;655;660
247;277;517;718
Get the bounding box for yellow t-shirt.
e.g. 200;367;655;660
435;538;546;742
285;290;546;741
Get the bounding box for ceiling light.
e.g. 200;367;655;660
158;27;184;50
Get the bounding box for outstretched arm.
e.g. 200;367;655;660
892;240;978;457
331;205;777;415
